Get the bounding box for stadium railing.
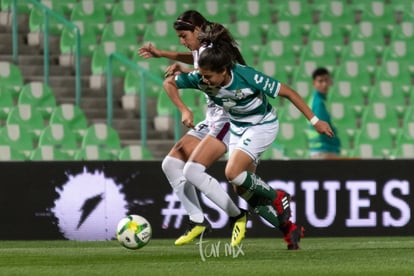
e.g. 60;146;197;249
12;0;82;106
106;52;181;148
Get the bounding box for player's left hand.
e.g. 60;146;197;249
181;109;195;129
314;120;334;138
164;64;183;78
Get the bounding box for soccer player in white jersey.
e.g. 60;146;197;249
163;25;335;249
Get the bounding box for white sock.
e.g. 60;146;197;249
162;156;204;223
183;161;241;217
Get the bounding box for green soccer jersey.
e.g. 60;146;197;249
175;64;281;132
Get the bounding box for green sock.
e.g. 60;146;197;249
254;205;280;228
241;191;280;229
242;172;277;201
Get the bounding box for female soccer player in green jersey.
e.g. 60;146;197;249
163;26;334;249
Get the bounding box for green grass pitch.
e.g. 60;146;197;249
1;237;414;275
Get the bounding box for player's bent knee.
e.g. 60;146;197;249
183;161;205;185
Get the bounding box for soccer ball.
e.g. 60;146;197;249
116;215;152;250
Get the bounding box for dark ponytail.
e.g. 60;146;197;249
198;23;247;66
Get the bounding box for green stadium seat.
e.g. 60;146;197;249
17;82;57;119
383;40;414;63
265;20;305;45
118;145;154;160
49;103;88;141
400;106;414;139
0;145;27;161
277;121;308;159
1;0;33;13
367;81;406;113
334;61;374;99
341;40;381;66
153;0;196;20
235;0;276;29
6;104;44;140
391;21;414;41
101;20;138;54
328;80;365;107
110;0;149;35
0;124;34;158
257;40;298;81
292;80;313;103
356;0;396;27
349;21;388;45
28;1;66;35
90;42;130;77
81;123;121;158
374;60;413;87
70;0;108;35
60;20;98;58
38;124;78;157
361;102;400;138
317;0;356;26
142;20;185;52
123;69;164;98
0;61;24;94
299;40;342;69
328;101;360;149
308;21;348;45
30;145;73;161
75;145;115;160
353;122;394;158
227;21;263;57
277;1;316;34
260;141;285;160
195;0;234;23
0;86;15;124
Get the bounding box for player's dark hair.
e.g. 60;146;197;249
173;10;210;31
312;67;330;80
198;46;234;73
198;23;246;65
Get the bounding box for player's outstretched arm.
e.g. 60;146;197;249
163;76;195;129
138;43;194;64
278;83;334;138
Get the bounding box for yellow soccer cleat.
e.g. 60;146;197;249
174;219;211;246
230;209;248;247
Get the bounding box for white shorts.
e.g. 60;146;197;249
187;105;231;148
228;121;279;165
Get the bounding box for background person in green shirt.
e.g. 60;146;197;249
307;67;341;159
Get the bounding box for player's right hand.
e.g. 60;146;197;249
138;43;160;58
181;110;195;129
164;64;183;78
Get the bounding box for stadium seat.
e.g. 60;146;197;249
70;0;108;35
59;20;98;59
123;70;163;100
334;61;374;99
374;60;413;87
0;145;27;161
277;1;316;34
391;21;414;41
277;121;308;159
0;61;24;94
353;122;394;158
38;124;78;157
6;104;44;139
257;40;298;81
265;20;305;45
0;86;15;124
291;80;313;103
308;21;348;45
49;103;88;141
260;141;285;160
299;40;342;70
81;123;122;158
110;0;149;35
360;102;400;138
195;0;234;24
356;0;396;27
118;145;154;160
28;0;66;36
227;21;264;57
101;20;138;55
349;21;388;45
0;0;33;13
142;20;185;52
367;81;406;113
17;82;57;119
328;79;365;107
382;40;414;63
234;0;276;28
153;0;196;20
30;145;73;161
341;40;381;66
75;145;115;160
317;0;356;26
0;124;34;158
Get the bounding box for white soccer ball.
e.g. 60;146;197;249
116;215;152;250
